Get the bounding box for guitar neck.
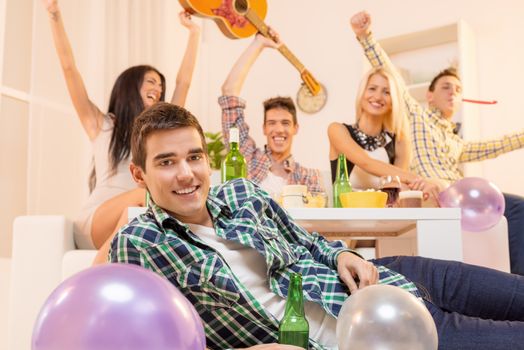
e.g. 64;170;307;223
244;9;306;73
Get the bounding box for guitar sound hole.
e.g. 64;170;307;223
234;0;248;14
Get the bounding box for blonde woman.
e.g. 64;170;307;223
328;67;439;200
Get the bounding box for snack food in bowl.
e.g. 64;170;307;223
339;190;388;208
305;192;328;208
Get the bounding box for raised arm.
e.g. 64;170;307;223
350;11;399;81
170;11;200;107
221;30;281;96
219;30;281;168
42;0;103;140
350;11;422;114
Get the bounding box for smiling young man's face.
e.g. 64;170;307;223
263;108;298;158
131;126;212;226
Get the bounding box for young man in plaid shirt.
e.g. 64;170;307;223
110;102;524;349
219;29;324;197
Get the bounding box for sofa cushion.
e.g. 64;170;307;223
62;250;97;280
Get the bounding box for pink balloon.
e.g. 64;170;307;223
32;264;206;350
439;177;505;232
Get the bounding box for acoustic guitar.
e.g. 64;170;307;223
179;0;322;96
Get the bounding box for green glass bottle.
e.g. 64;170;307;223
333;153;352;208
278;273;309;349
221;127;247;182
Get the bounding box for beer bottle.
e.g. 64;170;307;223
278;273;309;349
333;153;352;208
221;127;247;182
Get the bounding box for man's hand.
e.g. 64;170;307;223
254;27;282;49
238;344;304;349
407;178;444;204
337;252;378;293
350;11;371;38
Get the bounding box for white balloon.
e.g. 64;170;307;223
336;285;438;350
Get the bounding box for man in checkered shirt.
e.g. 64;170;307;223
351;11;524;276
219;29;324;197
110;102;524;349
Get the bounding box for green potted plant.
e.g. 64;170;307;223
205;131;226;170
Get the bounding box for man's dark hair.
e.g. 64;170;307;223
131;102;207;171
428;67;461;92
263;96;297;125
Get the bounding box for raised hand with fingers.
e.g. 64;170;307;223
178;11;200;33
255;27;282;49
337;252;378;293
350;11;372;38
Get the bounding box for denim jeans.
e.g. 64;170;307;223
503;192;524;275
371;256;524;350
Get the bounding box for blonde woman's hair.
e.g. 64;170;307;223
355;67;409;140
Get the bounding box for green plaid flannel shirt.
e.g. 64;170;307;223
358;33;524;182
110;178;420;349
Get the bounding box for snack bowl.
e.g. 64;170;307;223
339;191;388;208
305;192;328;208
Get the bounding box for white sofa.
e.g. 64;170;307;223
8;216;96;350
7;213;511;350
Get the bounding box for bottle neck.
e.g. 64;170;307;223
230;141;240;151
335;154;349;181
284;274;305;317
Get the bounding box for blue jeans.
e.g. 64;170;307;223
371;256;524;350
503;192;524;275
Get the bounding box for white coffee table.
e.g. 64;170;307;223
130;206;463;262
287;208;463;262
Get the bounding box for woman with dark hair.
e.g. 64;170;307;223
42;0;200;251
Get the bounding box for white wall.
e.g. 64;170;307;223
2;0;524;256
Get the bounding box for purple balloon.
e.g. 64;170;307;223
439;177;505;232
32;264;206;350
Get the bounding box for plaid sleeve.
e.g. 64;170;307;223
109;217;164;269
306;168;325;193
410;116;463;180
297;165;325;193
109;226;143;266
460;131;524;163
219;95;261;166
261;189;358;268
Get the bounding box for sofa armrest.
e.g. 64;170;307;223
8;215;75;350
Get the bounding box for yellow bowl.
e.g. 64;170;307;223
339;191;388;208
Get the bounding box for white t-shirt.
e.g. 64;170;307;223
187;223;338;348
